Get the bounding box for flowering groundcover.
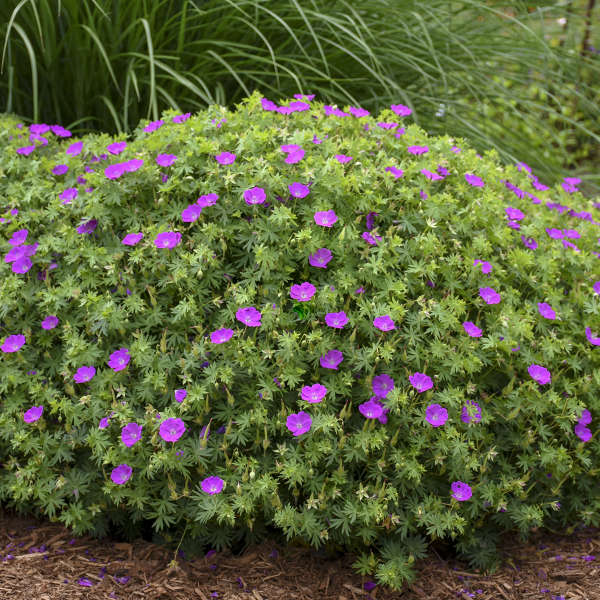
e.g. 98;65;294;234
0;91;598;592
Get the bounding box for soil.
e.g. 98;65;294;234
0;507;598;599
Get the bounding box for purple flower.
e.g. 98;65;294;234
421;169;443;181
521;236;538;250
465;173;484;187
16;145;35;156
314;210;338;227
578;409;592;426
473;259;492;274
110;464;132;485
107;141;127;155
290;282;316;301
201;476;224;495
52;164;69;176
1;334;25;353
593;281;600;295
173;113;191;124
349;106;370;118
108;347;130;372
215;152;236;165
236;306;262;327
24;405;43;423
301;384;327;403
390;104;412;116
373;315;395;331
538;302;556;320
59;188;78;204
528;364;551;385
286;411;312;436
335;154;353;164
585;327;600;346
124;159;143;172
175;389;187;403
378;122;398;130
99;417;110;429
181;204;203;222
11;256;32;273
505;207;525;221
121;422;142;447
320;349;343;370
244;187;266;205
104;163;126;180
461;400;482;424
463;321;482;337
159;417;186;442
309;248;332;268
325;311;348;329
425;403;448;426
197;193;219;207
359;398;384;419
407;145;428;155
479;287;501;304
385;166;404;179
451;481;472;501
122;232;144;246
574;424;592;443
41;315;59;330
410;372;433;393
144;119;164;133
210;328;234;344
262;98;277;111
66;141;83;156
156;154;177;167
562;240;580;252
281;145;305;164
154;231;181;249
546;228;564;240
74;366;96;383
362;231;382;246
76;219;97;234
288;182;310;198
372;374;395;398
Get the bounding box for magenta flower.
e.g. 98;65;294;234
286;411;312;436
390;104;412;116
41;315;59;330
181;204;203;222
574;424;592;443
107;141;127;155
210;328;234;344
104;163;126;179
124;158;143;173
578;409;592;425
385;166;404;178
301;383;327;403
121;422;142;447
359;398;384;419
473;259;492;274
122;232;144;246
215;152;236;165
201;476;224;495
594;281;600;295
479;287;501;304
538;302;556;320
99;416;110;429
262;98;277;111
421;169;443;181
505;207;525;221
335;154;353;164
325;311;348;329
8;229;27;246
585;327;600;346
425;403;448;426
461;400;482;424
562;240;580;252
320;349;343;370
197;193;219;207
1;334;25;353
110;464;132;485
451;481;472;501
236;306;262;327
66;141;83;156
407;145;428;155
76;219;97;234
156;154;177;167
108;347;130;372
372;374;395;398
314;210;338;227
244;187;266;205
463;321;482;337
16;145;36;156
465;173;484;187
52;164;69;176
73;366;96;383
410;372;433;393
159;417;186;442
362;232;382;246
173;113;191;124
546;228;563;240
309;248;332;268
24;405;43;423
564;229;580;239
373;315;395;331
59;188;78;204
144;119;164;133
378;122;398;129
280;145;305;164
11;255;32;273
349;106;370;117
290;282;316;302
528;364;551;385
521;236;538;250
288;182;310;198
174;389;187;403
154;231;181;249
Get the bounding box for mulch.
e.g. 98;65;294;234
0;507;598;599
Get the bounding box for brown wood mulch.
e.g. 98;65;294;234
0;507;598;599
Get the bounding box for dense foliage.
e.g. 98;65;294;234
1;0;599;194
0;92;598;591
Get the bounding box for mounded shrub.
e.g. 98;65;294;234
0;91;598;591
